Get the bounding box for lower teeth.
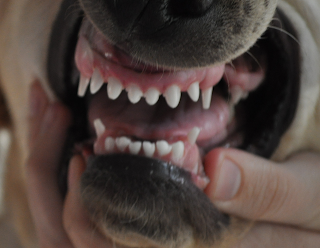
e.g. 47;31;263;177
93;119;201;163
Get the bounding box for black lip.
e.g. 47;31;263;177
47;0;300;195
81;154;230;244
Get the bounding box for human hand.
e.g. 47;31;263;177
26;81;112;248
205;148;320;247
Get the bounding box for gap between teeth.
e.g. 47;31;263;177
78;70;214;109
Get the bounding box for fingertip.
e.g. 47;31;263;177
204;148;242;201
203;148;224;196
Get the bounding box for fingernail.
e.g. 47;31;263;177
214;159;241;201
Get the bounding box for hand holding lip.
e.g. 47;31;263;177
205;148;320;247
26;81;320;247
26;81;113;248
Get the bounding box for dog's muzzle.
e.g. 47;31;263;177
47;0;301;247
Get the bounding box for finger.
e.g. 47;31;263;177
64;156;113;248
28;80;49;148
234;223;320;248
204;148;320;230
26;102;72;246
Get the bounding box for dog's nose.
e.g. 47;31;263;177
170;0;213;17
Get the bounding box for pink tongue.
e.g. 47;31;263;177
88;89;230;143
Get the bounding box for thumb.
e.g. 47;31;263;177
204;148;320;230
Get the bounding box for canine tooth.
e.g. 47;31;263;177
156;140;172;157
164;85;181;108
93;119;105;137
129;141;142;155
145;88;160;105
90;69;104;94
188;127;201;145
105;137;115;152
107;77;123;100
230;85;245;105
78;75;90;97
115;137;131;152
127;84;143;104
143;141;155;157
171;141;184;161
202;87;213;109
187;82;200;102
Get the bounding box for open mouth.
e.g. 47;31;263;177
47;0;300;246
73;17;268;189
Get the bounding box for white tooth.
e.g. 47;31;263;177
78;75;90;97
105;137;115;152
164;85;181;108
171;141;184;161
107;77;123;100
202;87;213;109
93;119;105;137
230;85;244;105
187;82;200;102
192;163;199;174
127;84;143;104
144;88;160;105
115;137;131;152
188;127;201;145
143;141;155;157
129;141;142;155
90;69;104;94
156;140;172;157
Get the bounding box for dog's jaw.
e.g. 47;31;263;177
46;0;301;247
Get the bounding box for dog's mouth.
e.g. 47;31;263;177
74;17;267;189
48;0;300;246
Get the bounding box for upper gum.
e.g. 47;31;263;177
75;36;225;94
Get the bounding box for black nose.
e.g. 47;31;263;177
170;0;214;17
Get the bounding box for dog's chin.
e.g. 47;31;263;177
47;0;300;247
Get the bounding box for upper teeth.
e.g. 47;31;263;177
163;85;181;108
107;77;123;99
144;88;160;105
202;87;213;110
78;75;90;97
90;69;104;94
78;72;215;109
229;85;248;105
127;84;143;104
187;82;200;102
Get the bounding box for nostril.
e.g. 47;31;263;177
170;0;214;17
